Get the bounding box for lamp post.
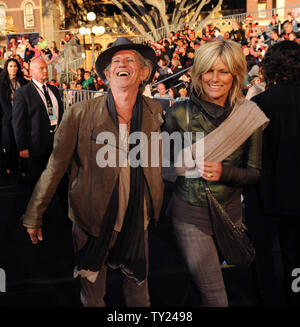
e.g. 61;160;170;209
79;12;105;69
87;12;96;68
91;25;105;68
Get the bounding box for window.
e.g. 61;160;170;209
59;1;65;29
0;4;5;15
276;0;285;20
0;4;6;31
24;2;35;28
258;3;267;18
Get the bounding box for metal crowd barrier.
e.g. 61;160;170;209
59;88;190;113
152;66;192;88
59;89;105;111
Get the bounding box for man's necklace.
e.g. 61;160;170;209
117;112;132;153
117;112;131;124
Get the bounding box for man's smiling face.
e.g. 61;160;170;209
104;50;149;91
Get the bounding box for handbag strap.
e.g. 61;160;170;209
185;99;194;159
185;100;209;191
185;100;198;172
185;100;192;133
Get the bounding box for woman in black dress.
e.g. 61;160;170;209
0;58;28;175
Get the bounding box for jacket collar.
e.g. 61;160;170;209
190;90;228;119
141;96;161;137
92;93;161;138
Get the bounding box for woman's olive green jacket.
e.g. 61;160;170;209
163;93;262;208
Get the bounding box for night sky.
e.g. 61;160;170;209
222;0;246;10
209;0;246;11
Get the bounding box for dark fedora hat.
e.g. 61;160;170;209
95;37;157;84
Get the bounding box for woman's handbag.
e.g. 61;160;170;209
185;100;256;267
205;186;255;267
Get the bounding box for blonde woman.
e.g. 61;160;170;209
163;39;269;306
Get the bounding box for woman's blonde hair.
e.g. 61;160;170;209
191;39;247;106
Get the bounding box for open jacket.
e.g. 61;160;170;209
163;94;263;208
22;94;164;237
12;81;64;155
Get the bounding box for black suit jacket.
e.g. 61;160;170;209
251;81;300;216
12;81;64;156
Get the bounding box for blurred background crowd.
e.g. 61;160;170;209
0;11;299;106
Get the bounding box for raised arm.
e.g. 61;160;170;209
22;103;83;240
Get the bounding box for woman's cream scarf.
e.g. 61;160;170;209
176;98;270;177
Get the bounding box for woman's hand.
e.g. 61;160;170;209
199;161;222;182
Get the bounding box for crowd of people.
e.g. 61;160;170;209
148;12;300;106
0;32;83;88
0;10;300;308
0;12;299;99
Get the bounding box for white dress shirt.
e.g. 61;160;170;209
32;78;59;126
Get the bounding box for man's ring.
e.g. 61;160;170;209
207;172;213;178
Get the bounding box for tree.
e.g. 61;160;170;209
62;0;223;42
62;0;114;28
111;0;223;41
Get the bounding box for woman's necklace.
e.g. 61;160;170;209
10;78;18;104
10;78;17;92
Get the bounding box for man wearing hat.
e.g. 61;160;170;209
21;37;164;307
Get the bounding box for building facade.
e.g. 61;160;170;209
247;0;300;14
0;0;65;46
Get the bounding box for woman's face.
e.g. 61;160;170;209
7;61;18;78
168;88;174;98
179;87;187;97
201;59;233;107
233;21;240;30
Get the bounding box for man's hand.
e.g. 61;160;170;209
27;228;43;244
19;149;29;158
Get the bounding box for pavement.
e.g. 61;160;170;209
0;170;264;307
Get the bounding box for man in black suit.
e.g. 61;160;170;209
12;58;72;279
12;57;64;189
244;41;300;306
